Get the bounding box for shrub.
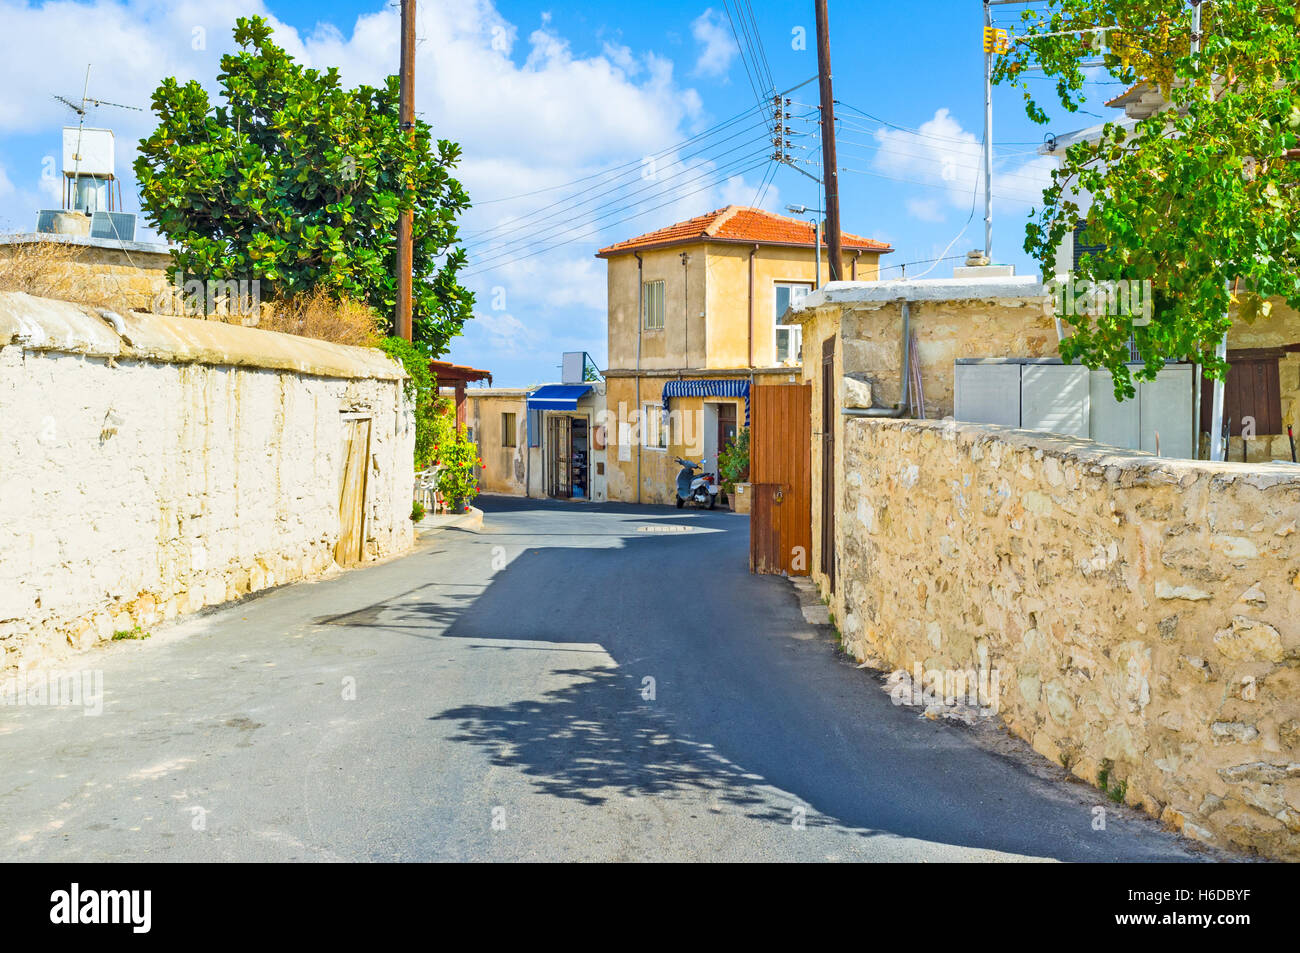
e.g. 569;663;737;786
718;427;750;493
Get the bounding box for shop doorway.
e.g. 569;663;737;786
546;414;590;499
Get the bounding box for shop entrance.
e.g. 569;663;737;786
546;414;590;499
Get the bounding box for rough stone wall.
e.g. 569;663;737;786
838;417;1300;860
0;240;172;312
0;293;414;673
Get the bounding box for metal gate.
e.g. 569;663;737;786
335;415;371;566
749;383;812;575
546;414;572;498
821;337;836;591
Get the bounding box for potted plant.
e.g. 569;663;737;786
717;427;750;513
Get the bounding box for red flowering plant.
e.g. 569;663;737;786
429;398;479;509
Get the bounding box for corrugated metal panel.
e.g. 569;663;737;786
954;362;1021;427
1021;364;1089;437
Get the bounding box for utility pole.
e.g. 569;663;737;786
395;0;416;342
814;0;843;281
983;0;994;261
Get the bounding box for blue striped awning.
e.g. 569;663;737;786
662;378;750;425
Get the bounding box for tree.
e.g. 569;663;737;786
134;15;474;353
994;0;1300;396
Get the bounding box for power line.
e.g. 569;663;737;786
464;116;769;243
471;100;765;207
469;138;772;262
461;155;772;278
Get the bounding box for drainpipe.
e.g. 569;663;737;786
747;243;758;366
635;251;644;503
842;300;913;418
680;251;690;370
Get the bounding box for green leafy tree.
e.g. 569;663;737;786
134;15;473;352
994;0;1300;396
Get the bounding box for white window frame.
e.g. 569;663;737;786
642;280;665;331
641;402;666;450
773;281;812;365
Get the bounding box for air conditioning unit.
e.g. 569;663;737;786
89;210;136;242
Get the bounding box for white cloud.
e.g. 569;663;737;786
905;197;945;223
718;172;781;213
690;8;738;79
871;107;1053;210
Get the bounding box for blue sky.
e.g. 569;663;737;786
0;1;1124;386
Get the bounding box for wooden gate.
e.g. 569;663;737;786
821;337;836;591
749;383;812;575
335;416;371;566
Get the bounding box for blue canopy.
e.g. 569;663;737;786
661;378;750;425
527;383;594;411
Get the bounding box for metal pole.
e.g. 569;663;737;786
815;0;843;281
1187;0;1228;462
395;0;416;342
814;218;822;289
983;0;994;260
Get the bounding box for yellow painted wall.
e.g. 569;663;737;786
466;392;529;496
605;242;883;373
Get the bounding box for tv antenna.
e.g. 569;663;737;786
51;65;141;212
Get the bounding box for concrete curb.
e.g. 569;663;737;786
415;506;484;537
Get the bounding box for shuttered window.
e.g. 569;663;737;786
642;280;665;331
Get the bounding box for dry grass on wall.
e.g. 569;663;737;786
256;290;384;348
0;238;96;304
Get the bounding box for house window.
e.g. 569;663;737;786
642;280;665;331
641;402;665;449
502;412;517;448
774;282;811;364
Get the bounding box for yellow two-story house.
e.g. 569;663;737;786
597;205;891;504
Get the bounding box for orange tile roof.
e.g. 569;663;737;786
595;206;893;257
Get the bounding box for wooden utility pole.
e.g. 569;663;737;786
815;0;843;281
395;0;416;342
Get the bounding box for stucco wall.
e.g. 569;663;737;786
604;242;883;373
837;417;1300;860
0;292;414;673
467;391;529;496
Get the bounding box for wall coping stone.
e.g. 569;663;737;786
0;291;405;382
795;276;1047;313
0;231;173;259
855;417;1300;491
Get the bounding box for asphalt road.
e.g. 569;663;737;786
0;497;1207;862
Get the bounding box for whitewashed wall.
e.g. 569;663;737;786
0;292;414;671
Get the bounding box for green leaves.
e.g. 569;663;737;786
996;0;1300;393
134;15;474;352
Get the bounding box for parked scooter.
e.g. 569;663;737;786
673;457;720;509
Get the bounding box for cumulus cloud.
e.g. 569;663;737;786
1;0;751;380
905;197;945;223
871;107;1053;210
690;8;738;79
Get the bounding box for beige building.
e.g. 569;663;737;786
465;376;609;502
597;205;892;505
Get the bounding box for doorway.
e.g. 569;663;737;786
335;415;371;566
546;414;590;499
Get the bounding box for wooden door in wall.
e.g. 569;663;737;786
749;383;812;575
821;337;836;591
335;416;371;566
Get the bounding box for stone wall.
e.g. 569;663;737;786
0;234;173;312
837;417;1300;859
0;292;414;673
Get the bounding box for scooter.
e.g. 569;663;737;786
674;457;720;509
